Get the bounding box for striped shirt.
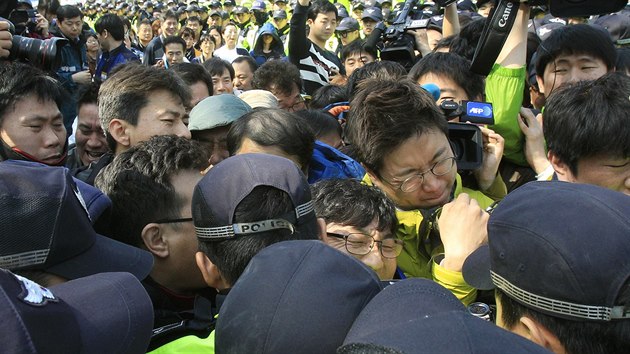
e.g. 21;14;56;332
289;3;344;95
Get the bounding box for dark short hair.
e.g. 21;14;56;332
346;78;447;175
252;60;303;96
408;52;485;101
295;109;341;140
227;108;315;171
0;62;63;124
137;18;152;30
160;10;178;23
543;72;630;175
98;63;191;151
94;13;125;41
346;61;407;100
448;18;485;61
307;0;337;21
200;33;218;47
340;40;376;63
311;178;397;236
232;56;258;74
170;63;214;98
309;85;348;109
76;81;100;110
185;16;201;25
56;4;83;22
164;35;187;50
535;24;616;80
94;135;209;247
197;185;320;286
203;57;235;80
178;27;196;40
496;286;630;354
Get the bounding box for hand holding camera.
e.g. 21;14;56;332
0;20;12;58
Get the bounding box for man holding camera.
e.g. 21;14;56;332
346;78;494;305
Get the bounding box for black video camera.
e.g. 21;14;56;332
1;18;69;71
378;0;430;70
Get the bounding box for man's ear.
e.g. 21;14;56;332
519;315;566;353
108;119;131;151
141;223;169;258
363;164;384;189
536;75;545;95
195;252;229;290
316;217;327;241
548;151;575;182
306;18;314;27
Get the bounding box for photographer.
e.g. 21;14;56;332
12;0;51;39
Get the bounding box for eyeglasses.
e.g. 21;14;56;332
337;31;350;38
153;217;193;224
326;232;403;259
383;156;456;193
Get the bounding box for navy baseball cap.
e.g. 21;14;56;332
216;240;383;353
592;13;630;46
272;9;287;19
336;17;360;32
0;160;153;281
223;0;236;6
193;154;315;241
463;181;630;321
341;278;550;353
0;269;153;354
251;0;266;11
362;6;383;21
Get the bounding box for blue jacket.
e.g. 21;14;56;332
52;26;88;132
94;43;140;81
249;23;285;66
53;29;88;94
308;140;366;184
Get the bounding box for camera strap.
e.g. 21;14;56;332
470;0;520;75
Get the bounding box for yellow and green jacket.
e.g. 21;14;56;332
364;173;505;305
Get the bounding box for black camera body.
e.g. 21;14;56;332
379;0;429;70
8;9;38;35
1;18;68;71
448;123;483;171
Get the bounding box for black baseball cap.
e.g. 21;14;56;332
0;160;153;281
193;154;315;241
362;6;383;22
216;240;383;353
233;5;249;14
341;278;550;353
336;17;360;32
0;269;153;354
463;181;630;321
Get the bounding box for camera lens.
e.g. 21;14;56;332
9;35;69;71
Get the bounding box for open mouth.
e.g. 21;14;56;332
85;150;106;159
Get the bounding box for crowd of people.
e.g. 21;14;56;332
0;0;629;353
